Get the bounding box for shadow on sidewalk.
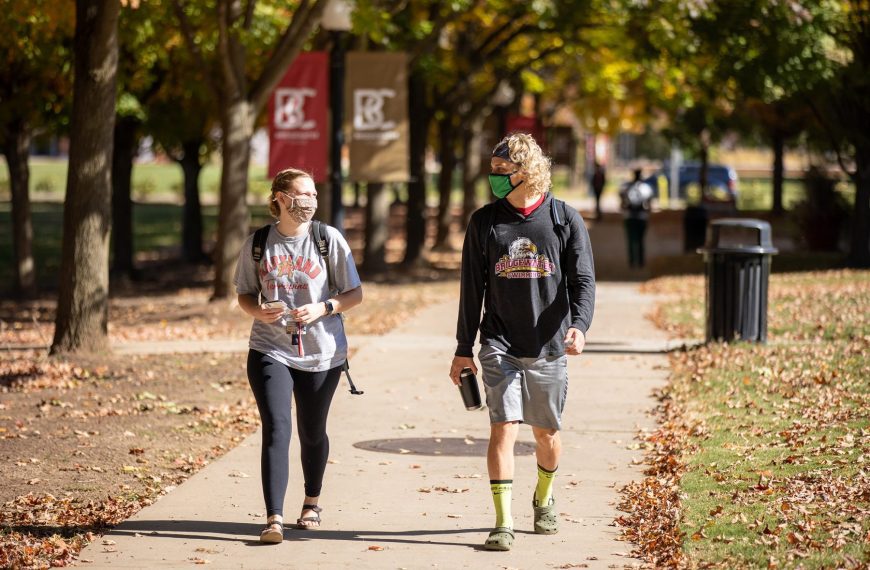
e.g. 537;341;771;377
583;341;698;354
109;519;494;549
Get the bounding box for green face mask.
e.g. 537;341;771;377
488;171;521;198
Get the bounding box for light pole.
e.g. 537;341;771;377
323;0;353;234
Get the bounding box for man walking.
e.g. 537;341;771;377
449;133;596;551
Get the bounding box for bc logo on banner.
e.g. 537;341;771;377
346;52;409;182
275;88;317;131
353;89;397;137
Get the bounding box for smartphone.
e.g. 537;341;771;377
262;300;287;311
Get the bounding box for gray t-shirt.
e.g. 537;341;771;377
233;222;362;372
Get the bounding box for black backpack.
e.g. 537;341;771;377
251;221;363;395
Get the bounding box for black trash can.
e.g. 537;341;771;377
683;205;708;253
698;219;778;343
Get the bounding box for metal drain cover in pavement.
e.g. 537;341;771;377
354;437;536;457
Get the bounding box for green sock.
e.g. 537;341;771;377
534;464;557;507
490;480;513;529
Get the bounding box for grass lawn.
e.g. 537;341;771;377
9;157;852;211
3;158;585;204
633;271;870;568
736;178;807;211
0;159;273;201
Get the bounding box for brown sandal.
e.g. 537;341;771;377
294;504;322;529
259;520;284;543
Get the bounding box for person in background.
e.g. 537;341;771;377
450;133;596;551
619;168;655;268
591;161;606;220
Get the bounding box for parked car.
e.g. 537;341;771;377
644;162;739;204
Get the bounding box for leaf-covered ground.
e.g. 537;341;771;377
619;270;870;569
1;280;457;347
0;274;456;569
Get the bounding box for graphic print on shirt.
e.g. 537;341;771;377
494;237;554;279
258;253;322;294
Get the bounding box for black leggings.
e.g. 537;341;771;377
247;350;342;518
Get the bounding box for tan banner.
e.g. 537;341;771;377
346;52;409;183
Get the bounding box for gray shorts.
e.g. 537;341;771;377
478;344;568;430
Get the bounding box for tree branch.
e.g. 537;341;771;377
172;0;220;93
217;0;243;100
479;23;538;60
408;0;483;68
448;45;563;115
474;18;520;59
250;0;328;113
243;0;256;29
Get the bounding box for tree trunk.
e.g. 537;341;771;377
111;115;138;279
52;0;119;354
461;114;484;228
3;119;35;298
847;149;870;268
402;70;429;267
179;138;206;263
363;182;389;273
212;99;253;299
433;116;457;250
771;129;785;216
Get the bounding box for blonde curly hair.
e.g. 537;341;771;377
496;133;552;197
268;168;312;218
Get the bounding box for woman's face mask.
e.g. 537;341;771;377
281;194;318;223
488;171;521;198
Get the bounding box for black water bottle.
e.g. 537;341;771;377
459;368;483;410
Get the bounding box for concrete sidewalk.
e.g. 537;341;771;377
79;283;669;569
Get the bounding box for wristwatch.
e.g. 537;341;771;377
323;300;335;315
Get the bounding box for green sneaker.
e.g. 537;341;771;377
533;497;558;534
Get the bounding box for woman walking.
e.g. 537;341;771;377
233;168;363;543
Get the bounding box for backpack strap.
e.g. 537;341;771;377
550;196;572;227
309;220;363;396
550;197;570;256
310;220;336;296
251;224;271;297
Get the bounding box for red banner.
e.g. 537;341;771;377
268;52;329;182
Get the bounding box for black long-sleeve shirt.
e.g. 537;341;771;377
455;194;595;358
